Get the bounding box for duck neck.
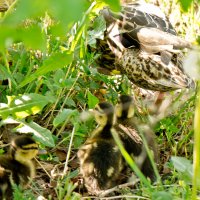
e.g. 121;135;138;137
14;154;35;179
121;110;128;119
101;124;113;138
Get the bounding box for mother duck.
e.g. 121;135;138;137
94;1;195;91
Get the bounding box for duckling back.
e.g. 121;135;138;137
78;137;122;194
78;102;123;195
0;135;38;199
0;167;12;200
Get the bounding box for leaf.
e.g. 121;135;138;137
0;25;46;51
65;98;76;108
20;26;46;51
15;121;55;147
53;109;78;127
49;0;90;27
63;78;77;89
103;0;121;12
0;117;19;127
152;191;173;200
179;0;193;11
0;93;53;119
171;156;193;176
87;91;99;109
53;69;66;84
2;0;49;26
0;64;17;87
18;52;73;88
87;15;106;47
0;117;55;147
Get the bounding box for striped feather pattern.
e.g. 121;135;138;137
93;2;195;91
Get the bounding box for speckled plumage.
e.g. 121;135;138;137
117;49;195;91
94;2;195;91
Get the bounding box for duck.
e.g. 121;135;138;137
0;135;38;200
0;0;14;12
77;102;123;195
115;94;158;180
92;1;195;92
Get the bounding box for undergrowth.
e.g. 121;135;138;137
0;0;199;199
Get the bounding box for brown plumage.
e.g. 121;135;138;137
92;2;195;91
0;135;38;199
77;102;123;195
115;95;158;180
0;0;15;12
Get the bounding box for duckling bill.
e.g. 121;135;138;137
77;102;123;195
0;135;38;199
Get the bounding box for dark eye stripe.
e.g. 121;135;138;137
11;144;38;150
21;147;38;150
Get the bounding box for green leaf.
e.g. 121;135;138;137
63;78;77;89
0;149;5;155
18;52;73;88
73;135;85;149
49;0;90;27
15;121;55;147
88;15;106;47
65;98;76;108
179;0;193;11
53;69;66;84
2;0;49;26
152;191;173;200
0;64;17;87
53;109;78;127
20;26;46;50
0;117;55;147
103;0;121;12
171;156;193;176
0;25;46;51
87;91;99;109
0;93;53;119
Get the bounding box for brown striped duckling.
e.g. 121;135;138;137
115;95;158;180
0;135;38;199
77;102;123;195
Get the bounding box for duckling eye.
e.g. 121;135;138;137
98;114;105;119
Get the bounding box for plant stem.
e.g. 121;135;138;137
192;84;200;199
63;126;76;175
111;128;152;191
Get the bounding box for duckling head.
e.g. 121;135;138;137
94;102;116;127
116;95;135;119
10;135;38;162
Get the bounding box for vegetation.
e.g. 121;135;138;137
0;0;199;199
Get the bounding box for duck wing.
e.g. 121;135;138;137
101;2;191;54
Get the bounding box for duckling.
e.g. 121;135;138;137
92;2;195;91
115;95;158;180
0;135;38;200
77;102;123;195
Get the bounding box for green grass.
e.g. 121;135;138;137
0;0;199;199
